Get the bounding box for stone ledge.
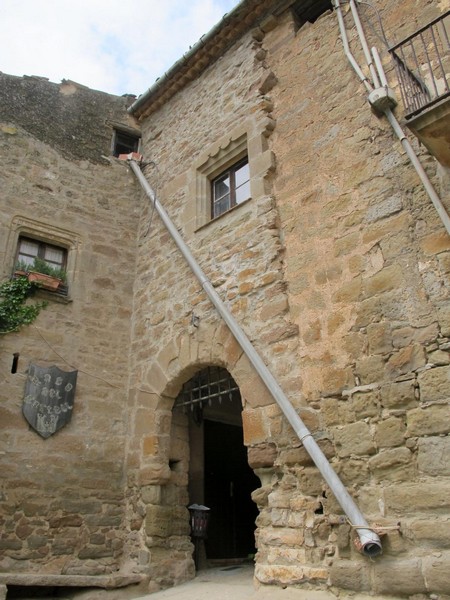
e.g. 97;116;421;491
0;573;145;589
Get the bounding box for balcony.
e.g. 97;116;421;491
389;11;450;167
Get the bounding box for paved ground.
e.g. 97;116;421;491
135;565;335;600
5;565;403;600
133;565;402;600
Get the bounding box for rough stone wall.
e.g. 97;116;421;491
255;1;450;596
0;77;140;576
128;0;450;597
125;29;301;590
0;73;138;163
1;0;448;595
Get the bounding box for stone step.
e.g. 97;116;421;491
0;572;145;589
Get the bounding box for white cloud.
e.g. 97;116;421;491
0;0;238;96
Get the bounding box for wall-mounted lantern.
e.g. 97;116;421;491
188;503;210;569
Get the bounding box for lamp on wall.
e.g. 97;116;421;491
188;503;210;570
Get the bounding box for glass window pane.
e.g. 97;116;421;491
235;162;249;188
235;180;251;204
44;246;64;267
18;255;35;267
213;175;230;201
213;194;230;218
18;239;39;266
19;239;39;256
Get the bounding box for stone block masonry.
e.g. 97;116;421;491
0;76;140;578
1;0;449;597
126;0;450;596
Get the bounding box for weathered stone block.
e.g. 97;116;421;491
329;559;370;591
392;322;439;349
333;422;376;457
335;457;369;486
428;348;450;365
363;264;403;297
366;322;392;355
384;482;450;513
247;443;277;469
297;467;323;496
354;296;383;329
438;303;450;337
417;436;450;475
258;527;305;548
268;488;293;509
134;409;157;436
145;504;189;538
332;277;362;303
77;545;113;559
354;355;386;385
407;518;450;548
407;404;449;437
368;447;414;481
279;438;335;467
422;553;450;594
255;564;323;585
380;380;418;408
386;344;426;376
418;365;450;402
372;559;426;594
320;366;354;396
27;535;48;549
366;194;402;223
420;231;450;255
242;408;268;445
349;391;379;418
374;417;405;448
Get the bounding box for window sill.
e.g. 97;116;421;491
35;288;73;304
12;272;72;303
194;197;252;233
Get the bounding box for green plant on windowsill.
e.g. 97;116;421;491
15;258;67;284
0;276;47;334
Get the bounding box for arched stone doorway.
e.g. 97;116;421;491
173;366;260;565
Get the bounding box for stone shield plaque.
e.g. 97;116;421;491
23;364;77;438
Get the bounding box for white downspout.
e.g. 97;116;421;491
125;157;383;557
333;0;450;236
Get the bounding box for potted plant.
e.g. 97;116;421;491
15;258;67;291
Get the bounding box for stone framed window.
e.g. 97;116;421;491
211;157;251;219
6;216;79;300
192;132;248;230
184;122;275;234
16;237;67;272
14;236;69;295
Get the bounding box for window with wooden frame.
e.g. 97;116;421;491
16;237;67;271
211;157;250;219
15;236;69;294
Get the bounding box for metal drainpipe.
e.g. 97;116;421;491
126;157;383;557
349;0;380;88
333;0;450;236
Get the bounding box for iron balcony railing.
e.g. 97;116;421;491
389;10;450;118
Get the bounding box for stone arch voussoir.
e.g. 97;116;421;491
141;321;280;464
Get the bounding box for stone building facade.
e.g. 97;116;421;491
0;75;142;585
1;0;450;598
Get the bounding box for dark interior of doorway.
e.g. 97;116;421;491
203;419;260;560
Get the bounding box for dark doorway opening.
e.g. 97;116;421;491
204;420;259;560
174;367;260;564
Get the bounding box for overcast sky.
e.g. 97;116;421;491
1;0;238;97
